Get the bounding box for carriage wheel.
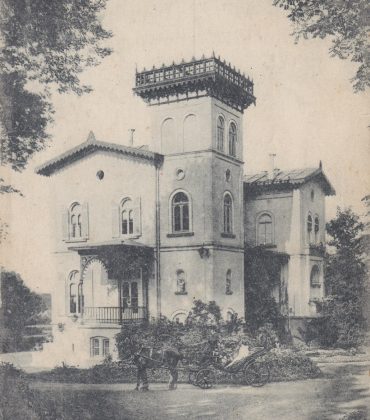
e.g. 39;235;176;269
243;361;270;387
196;368;216;389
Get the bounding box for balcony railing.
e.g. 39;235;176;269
82;306;148;324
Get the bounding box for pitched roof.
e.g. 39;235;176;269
35;132;164;176
244;165;335;196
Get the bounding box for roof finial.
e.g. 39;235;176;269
87;131;96;142
319;160;322;169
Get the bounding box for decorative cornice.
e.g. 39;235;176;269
134;56;256;113
35;137;164;176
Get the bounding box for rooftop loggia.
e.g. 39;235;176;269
133;54;256;112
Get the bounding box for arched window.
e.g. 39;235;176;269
217;116;224;152
226;269;232;294
257;213;273;245
223;193;233;234
314;216;319;243
307;214;313;243
172;192;190;232
68;271;80;314
70;203;82;238
228;122;237;157
176;270;186;294
121;199;134;235
310;265;320;286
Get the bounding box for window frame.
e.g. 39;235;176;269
314;215;319;243
90;336;110;357
223;192;234;235
67;271;81;315
228;122;237;157
307;214;313;243
257;212;274;246
169;190;192;235
310;265;321;287
70;203;82;239
216;115;225;152
120;198;134;236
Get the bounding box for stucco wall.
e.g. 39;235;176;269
50;150;157;251
244;190;293;252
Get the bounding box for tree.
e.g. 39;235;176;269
244;248;286;333
273;0;370;92
319;208;368;347
0;0;112;174
1;270;45;351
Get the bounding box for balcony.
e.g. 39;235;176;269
82;306;148;325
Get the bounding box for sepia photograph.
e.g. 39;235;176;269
0;1;369;419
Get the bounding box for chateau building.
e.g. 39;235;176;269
36;56;335;365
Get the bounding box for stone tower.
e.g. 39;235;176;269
134;55;255;320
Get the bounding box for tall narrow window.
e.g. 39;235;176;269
91;338;100;356
68;271;80;314
121;199;134;235
307;214;313;243
66;202;88;241
310;265;320;286
223;193;233;234
69;283;77;313
103;339;110;356
314;216;319;243
228;122;237;157
70;203;82;238
257;213;273;245
217;116;224;152
172;192;190;232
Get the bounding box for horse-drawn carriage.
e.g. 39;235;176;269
187;346;270;389
131;339;270;390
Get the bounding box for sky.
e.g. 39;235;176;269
1;0;369;293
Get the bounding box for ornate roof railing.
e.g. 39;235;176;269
133;55;256;112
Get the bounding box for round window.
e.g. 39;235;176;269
176;168;185;180
96;170;104;180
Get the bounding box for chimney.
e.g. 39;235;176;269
129;129;135;147
268;153;276;180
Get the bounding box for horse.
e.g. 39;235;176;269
133;345;182;391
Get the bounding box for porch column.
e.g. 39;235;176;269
118;279;123;325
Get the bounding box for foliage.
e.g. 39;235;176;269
185;299;222;327
318;208;368;348
0;0;112;172
0;362;38;419
1;270;46;352
273;0;370;92
28;348;320;385
244;248;285;333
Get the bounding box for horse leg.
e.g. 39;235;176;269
168;367;178;390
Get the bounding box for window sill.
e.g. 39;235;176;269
174;291;188;295
225;291;233;295
167;232;194;238
311;283;321;288
64;238;88;243
221;233;236;239
120;234;141;240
